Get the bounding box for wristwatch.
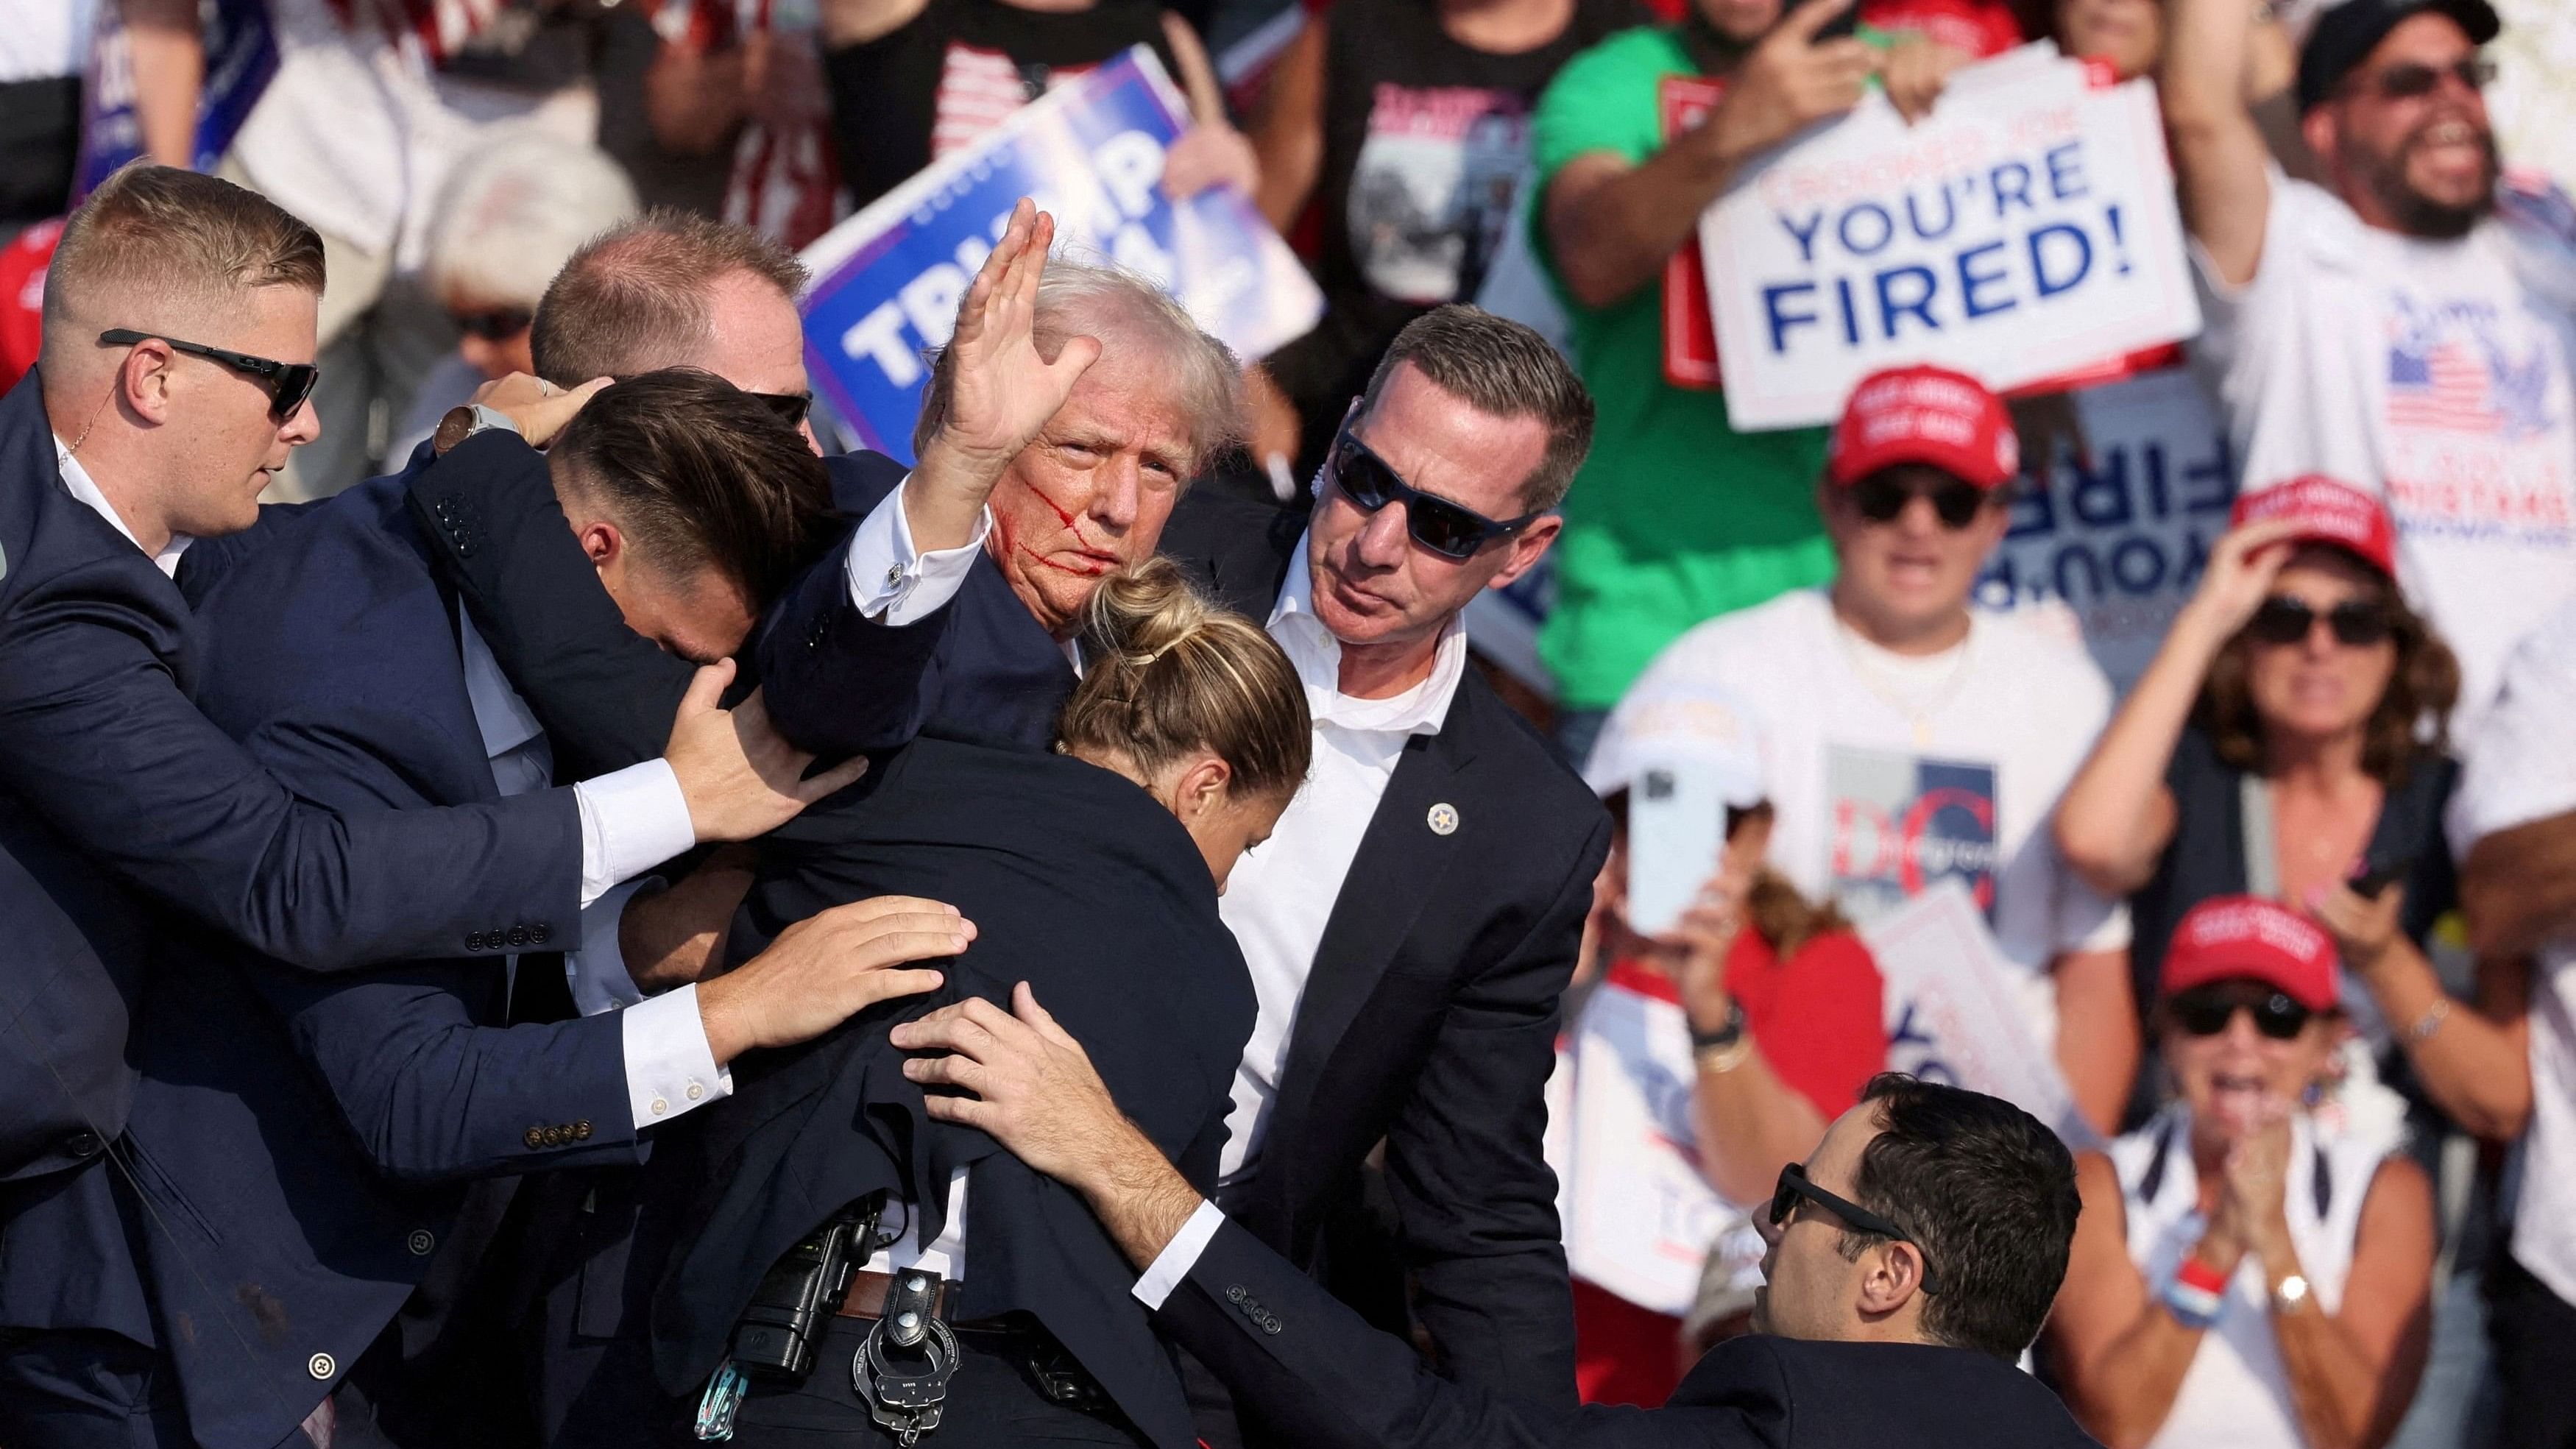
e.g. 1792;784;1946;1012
433;403;523;456
2271;1273;2313;1315
1690;999;1752;1074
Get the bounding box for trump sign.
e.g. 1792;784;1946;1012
799;46;1320;461
1700;45;2201;431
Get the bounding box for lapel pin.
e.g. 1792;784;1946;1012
1426;803;1459;837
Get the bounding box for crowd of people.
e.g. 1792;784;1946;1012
2;0;2575;1443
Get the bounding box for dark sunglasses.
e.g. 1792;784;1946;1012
756;389;813;428
99;328;319;421
1849;472;1998;529
2354;56;2496;102
1323;424;1546;560
2170;986;2315;1041
450;307;532;341
1769;1163;1942;1295
2246;595;2394;648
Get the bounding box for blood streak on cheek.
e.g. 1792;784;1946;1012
1018;475;1100;550
993;506;1107;578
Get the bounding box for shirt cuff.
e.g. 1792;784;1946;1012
842;475;990;626
1130;1199;1227;1311
573;759;693;907
620;983;733;1131
567;875;658;1017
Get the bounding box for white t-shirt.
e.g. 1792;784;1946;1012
2447;595;2576;1307
1604;589;2129;1053
2190;171;2576;739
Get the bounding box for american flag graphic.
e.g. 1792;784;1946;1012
2387;339;2502;433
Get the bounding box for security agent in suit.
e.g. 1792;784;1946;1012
0;375;960;1449
769;268;1613;1439
899;1009;2109;1449
0;169;832;1390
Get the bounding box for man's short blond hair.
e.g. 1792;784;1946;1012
41;163;325;352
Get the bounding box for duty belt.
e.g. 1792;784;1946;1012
845;1267;959;1448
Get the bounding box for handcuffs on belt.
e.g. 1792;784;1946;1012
696;1194;963;1445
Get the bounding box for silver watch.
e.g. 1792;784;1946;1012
433;403;523;455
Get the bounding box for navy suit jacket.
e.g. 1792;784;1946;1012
651;739;1253;1448
64;476;653;1449
1162;1216;2104;1449
0;374;581;1191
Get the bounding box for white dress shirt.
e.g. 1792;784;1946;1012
1214;534;1467;1183
456;608;729;1132
841;476;991;624
54;438;698;910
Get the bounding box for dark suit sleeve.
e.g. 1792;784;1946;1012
1157;1217;1746;1449
257;962;645;1182
751;521;958;759
0;562;581;972
1384;812;1613;1406
406;431;694;777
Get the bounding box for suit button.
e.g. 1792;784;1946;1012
1225;1286;1245;1303
1262;1316;1281;1335
407;1229;435;1256
573;1120;592;1141
507;927;531;947
308;1352;336;1380
523;1127;545;1149
467;932;487;951
63;1130;102;1158
529;924;553;946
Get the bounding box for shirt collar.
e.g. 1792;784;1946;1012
456;603;547;762
55;436;193;578
1267;532;1467;737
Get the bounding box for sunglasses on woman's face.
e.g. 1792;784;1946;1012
2246;595;2394;648
2170;986;2313;1041
99;328;320;421
1323;424;1546;561
1848;472;1995;529
1768;1162;1943;1295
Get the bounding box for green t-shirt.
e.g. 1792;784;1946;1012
1529;24;1834;710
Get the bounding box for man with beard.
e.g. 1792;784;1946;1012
2165;0;2576;738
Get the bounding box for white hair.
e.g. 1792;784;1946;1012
913;258;1245;472
426;132;640;309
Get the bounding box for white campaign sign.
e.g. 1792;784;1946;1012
1700;45;2202;431
1550;975;1755;1316
1863;880;2104;1151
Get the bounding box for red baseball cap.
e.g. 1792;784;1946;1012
2161;895;2340;1011
2229;475;2398;577
1827;365;2020;490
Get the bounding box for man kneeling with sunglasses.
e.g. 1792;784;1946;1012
889;988;2100;1448
2046;894;2437;1449
1595;364;2141;1137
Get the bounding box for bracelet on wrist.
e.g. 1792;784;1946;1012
2405;998;2452;1043
2164;1255;2228;1329
1689;999;1751;1074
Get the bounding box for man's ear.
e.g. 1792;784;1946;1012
574;518;623;570
2301;105;2340;180
1488;513;1563;592
120;339;179;425
1855;1240;1929;1320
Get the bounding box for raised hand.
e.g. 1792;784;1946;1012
459;373;612;450
2181;517;2304;640
664;661;873;842
905;199;1103;550
696;895;968;1062
1705;0;1878;168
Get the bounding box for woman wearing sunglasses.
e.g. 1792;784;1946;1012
2048;894;2435;1449
2054;476;2468;1124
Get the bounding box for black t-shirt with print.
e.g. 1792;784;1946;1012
1266;0;1646;467
824;0;1183;210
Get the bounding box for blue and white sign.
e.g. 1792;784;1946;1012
77;0;279;199
1979;367;2238;693
798;46;1322;462
1699;46;2201;431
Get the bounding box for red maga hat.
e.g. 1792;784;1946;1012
2161;895;2340;1011
2229;475;2399;577
1827;364;2020;490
